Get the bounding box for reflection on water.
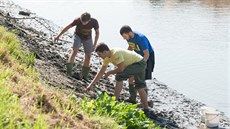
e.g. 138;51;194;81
199;0;230;8
146;0;229;117
149;0;230;9
10;0;230;117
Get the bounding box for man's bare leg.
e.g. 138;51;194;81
137;88;148;109
68;48;79;63
115;81;123;100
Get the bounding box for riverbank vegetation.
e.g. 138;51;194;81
0;26;158;129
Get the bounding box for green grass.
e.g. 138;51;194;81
0;26;46;129
0;69;46;129
0;26;119;129
0;26;161;129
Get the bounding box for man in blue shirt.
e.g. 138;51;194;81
120;25;155;104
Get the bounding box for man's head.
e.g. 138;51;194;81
120;25;133;40
95;43;110;59
80;12;91;25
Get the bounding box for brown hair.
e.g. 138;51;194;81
80;12;91;22
120;25;132;35
95;42;110;52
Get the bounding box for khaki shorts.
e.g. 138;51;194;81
115;59;146;89
73;34;94;53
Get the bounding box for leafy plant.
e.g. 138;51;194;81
81;92;156;129
0;26;119;129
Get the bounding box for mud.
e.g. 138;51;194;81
0;1;229;128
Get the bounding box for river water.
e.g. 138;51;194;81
11;0;229;117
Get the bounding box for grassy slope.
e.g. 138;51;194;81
0;26;118;129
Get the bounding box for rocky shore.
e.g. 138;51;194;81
0;0;229;128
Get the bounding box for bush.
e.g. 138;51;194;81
81;92;157;129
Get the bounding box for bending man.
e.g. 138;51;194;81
54;12;99;80
87;43;149;114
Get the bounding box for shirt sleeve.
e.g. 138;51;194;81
138;36;149;52
70;17;80;26
93;19;99;30
103;58;109;66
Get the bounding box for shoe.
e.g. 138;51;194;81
143;109;155;119
72;72;81;80
82;76;90;82
125;99;137;104
66;63;74;76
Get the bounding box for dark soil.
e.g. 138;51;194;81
1;2;229;128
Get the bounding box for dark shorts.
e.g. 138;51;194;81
145;51;155;80
115;59;146;89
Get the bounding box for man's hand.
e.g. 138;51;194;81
86;66;107;91
93;43;97;51
86;84;93;91
143;49;149;61
53;23;73;43
53;35;60;42
104;71;111;80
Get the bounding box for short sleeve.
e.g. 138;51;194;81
103;58;109;66
93;19;99;30
70;17;80;26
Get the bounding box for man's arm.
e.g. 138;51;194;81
54;23;73;42
105;62;125;79
93;28;99;49
127;45;133;50
143;49;149;61
138;36;150;61
87;65;107;91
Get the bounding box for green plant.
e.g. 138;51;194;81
34;114;48;129
0;79;29;128
0;26;35;66
81;92;156;129
0;26;141;128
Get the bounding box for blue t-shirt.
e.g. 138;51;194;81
127;32;154;56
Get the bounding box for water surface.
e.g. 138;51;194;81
11;0;230;117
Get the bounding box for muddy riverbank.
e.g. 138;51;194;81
0;0;229;128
